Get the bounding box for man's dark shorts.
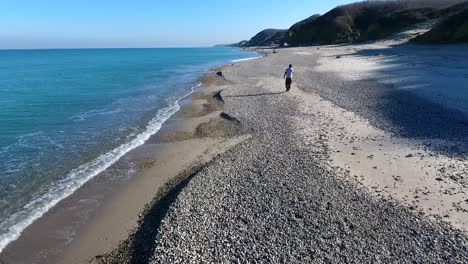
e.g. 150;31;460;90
286;78;292;86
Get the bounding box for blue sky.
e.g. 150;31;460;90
1;0;357;49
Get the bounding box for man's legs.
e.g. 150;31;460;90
286;78;292;91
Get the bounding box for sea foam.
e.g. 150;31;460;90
230;55;262;63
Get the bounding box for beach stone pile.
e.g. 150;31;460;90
148;57;468;263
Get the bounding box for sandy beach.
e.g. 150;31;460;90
4;34;468;263
99;39;468;262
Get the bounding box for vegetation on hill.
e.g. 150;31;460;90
413;9;468;43
214;41;249;47
284;0;468;46
242;29;287;47
221;0;468;47
284;15;321;46
215;29;286;48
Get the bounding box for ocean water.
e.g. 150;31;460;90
0;48;257;251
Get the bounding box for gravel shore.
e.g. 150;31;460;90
145;52;468;263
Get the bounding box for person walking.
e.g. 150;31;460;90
283;64;294;92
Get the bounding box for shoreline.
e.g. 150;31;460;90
1;64;251;264
59;69;251;264
0;83;197;257
0;48;261;258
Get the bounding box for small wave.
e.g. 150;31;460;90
0;132;46;155
230;56;263;63
0;83;202;253
70;108;123;122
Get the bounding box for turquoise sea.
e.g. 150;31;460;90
0;48;258;251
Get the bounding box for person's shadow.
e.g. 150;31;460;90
225;91;286;98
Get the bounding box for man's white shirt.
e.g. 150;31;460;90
285;68;294;78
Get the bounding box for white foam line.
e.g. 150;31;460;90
0;83;201;253
230;56;263;63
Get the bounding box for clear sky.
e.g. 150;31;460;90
1;0;357;49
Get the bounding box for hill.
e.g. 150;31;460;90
284;0;467;46
284;15;321;46
214;41;249;47
244;29;287;47
413;9;468;43
214;28;286;47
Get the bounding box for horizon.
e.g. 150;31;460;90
1;0;357;49
0;46;238;51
